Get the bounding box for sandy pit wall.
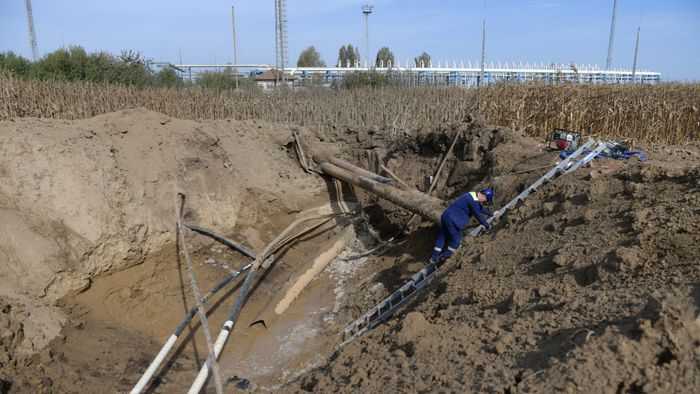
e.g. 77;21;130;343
0;109;326;355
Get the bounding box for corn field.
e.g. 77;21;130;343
1;71;698;143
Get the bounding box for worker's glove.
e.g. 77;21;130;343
493;209;503;218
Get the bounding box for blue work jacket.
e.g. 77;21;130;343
444;191;493;229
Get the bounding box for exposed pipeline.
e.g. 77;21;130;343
318;161;445;224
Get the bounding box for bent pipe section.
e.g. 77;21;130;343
320;162;444;224
185;225;256;259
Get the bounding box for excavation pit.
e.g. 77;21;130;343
2;109;698;393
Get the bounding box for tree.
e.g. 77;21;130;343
414;52;431;68
297;46;326;67
28;47;79;81
27;46;154;87
337;44;360;67
196;71;238;91
85;51;122;83
342;71;388;89
338;46;347;67
375;47;395;68
154;67;183;88
0;51;31;76
116;50;152;87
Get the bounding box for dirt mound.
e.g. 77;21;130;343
288;145;700;392
0;109;318;303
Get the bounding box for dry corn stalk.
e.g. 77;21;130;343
0;70;698;143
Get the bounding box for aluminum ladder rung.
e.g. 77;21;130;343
564;141;608;174
341;260;439;343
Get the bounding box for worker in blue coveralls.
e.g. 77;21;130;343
430;188;500;264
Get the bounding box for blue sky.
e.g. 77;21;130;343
1;1;699;81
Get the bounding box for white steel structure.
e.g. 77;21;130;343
293;62;661;86
153;62;661;86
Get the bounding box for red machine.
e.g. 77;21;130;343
547;129;581;151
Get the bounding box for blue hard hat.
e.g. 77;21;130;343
481;188;494;202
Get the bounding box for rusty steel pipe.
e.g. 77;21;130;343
329;157;406;189
313;154;406;190
320;162;444;224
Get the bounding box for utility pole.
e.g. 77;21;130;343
480;19;486;87
232;4;238;89
24;0;38;60
362;5;373;68
606;0;618;70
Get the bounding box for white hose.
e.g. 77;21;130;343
187;321;233;394
130;335;178;394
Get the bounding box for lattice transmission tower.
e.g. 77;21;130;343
25;0;38;60
632;4;645;79
274;0;288;83
606;0;618;70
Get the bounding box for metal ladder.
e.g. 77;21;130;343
468;138;607;237
341;138;605;344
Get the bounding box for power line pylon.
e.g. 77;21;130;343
274;0;288;85
606;0;618;70
25;0;38;60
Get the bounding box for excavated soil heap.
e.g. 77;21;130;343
288;140;700;393
0;109;698;393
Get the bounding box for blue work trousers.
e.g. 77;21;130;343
431;212;463;261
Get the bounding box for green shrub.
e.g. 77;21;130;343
25;46;153;87
27;47;77;81
115;50;153;87
0;51;31;76
154;67;184;89
342;71;389;89
196;71;239;91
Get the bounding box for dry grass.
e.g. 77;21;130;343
1;71;698;143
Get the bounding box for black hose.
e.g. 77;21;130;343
185;224;257;259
